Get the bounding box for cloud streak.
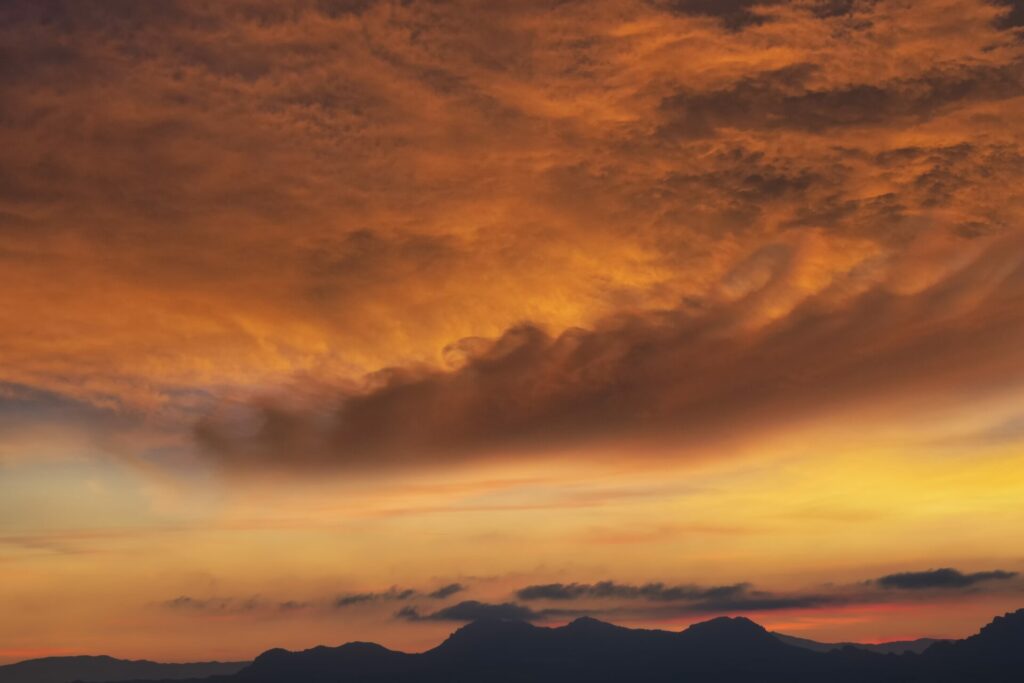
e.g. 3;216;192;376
334;584;465;606
516;581;748;602
157;566;1023;626
876;568;1019;590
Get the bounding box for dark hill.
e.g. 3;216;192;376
774;632;943;654
35;608;1024;683
231;609;1024;682
0;656;246;683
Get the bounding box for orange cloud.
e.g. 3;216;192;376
196;231;1024;469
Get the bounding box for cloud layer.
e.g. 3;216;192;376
0;0;1020;474
172;567;1019;624
196;233;1024;468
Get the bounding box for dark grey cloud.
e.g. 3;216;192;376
994;0;1024;28
396;600;543;622
428;583;466;599
335;587;417;607
159;583;463;616
654;0;781;30
660;61;1024;138
876;568;1018;590
514;581;841;616
396;590;838;624
334;583;465;606
653;0;864;30
161;567;1018;625
162;595;283;613
516;581;748;602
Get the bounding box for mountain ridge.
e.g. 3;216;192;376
8;609;1023;683
0;656;246;683
226;608;1024;683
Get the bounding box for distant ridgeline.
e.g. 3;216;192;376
0;657;246;683
5;609;1024;683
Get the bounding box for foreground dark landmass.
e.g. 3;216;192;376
773;632;942;654
9;609;1023;683
0;657;246;683
221;610;1021;682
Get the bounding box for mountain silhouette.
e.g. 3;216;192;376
215;609;1023;682
0;656;246;683
17;609;1024;683
774;632;943;654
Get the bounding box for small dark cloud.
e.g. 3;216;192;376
659;61;1024;138
428;583;466;599
654;0;781;30
396;600;543;622
994;0;1024;29
335;587;417;607
654;0;865;29
876;568;1018;590
162;595;269;613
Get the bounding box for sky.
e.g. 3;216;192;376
1;0;1024;664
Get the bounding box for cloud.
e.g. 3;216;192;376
659;60;1024;138
876;568;1019;590
1;0;1022;449
161;583;461;615
428;583;467;599
396;600;544;622
994;0;1024;28
334;583;463;607
161;595;281;613
334;587;417;607
514;581;843;616
195;232;1024;470
654;0;782;30
516;581;748;602
158;567;1020;626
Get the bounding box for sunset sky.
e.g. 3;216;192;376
2;0;1024;664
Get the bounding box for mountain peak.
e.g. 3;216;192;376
437;618;536;650
965;608;1024;648
564;616;621;632
683;616;769;638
